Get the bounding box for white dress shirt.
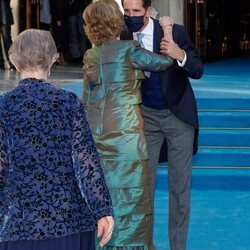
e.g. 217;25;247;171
133;18;154;52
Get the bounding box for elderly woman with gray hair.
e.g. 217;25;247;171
0;29;114;250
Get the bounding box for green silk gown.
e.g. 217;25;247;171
83;40;172;249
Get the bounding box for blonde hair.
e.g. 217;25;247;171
83;0;123;45
9;29;58;72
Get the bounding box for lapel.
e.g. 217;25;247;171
152;19;163;54
152;19;170;95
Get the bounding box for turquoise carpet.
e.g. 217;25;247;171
155;168;250;250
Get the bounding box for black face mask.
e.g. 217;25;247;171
124;15;145;32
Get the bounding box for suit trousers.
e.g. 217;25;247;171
140;105;195;250
68;15;88;59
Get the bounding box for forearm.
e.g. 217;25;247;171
132;46;173;72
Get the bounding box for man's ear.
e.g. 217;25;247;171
145;6;152;18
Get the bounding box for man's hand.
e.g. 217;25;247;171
97;216;115;247
160;38;185;62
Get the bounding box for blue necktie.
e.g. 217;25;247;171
137;33;150;77
137;32;145;48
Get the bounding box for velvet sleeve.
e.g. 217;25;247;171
0;106;8;209
71;99;114;221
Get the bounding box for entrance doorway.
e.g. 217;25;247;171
184;0;250;61
19;0;40;32
184;0;206;59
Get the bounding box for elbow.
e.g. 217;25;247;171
192;68;203;79
188;63;204;79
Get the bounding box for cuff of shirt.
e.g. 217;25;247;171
177;50;187;67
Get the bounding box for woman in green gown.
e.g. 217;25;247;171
82;0;172;249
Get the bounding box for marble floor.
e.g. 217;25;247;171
0;63;83;92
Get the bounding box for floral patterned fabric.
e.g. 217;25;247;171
0;78;113;242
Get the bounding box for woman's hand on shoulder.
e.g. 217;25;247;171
97;216;115;247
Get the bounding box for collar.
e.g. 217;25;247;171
18;78;48;86
134;17;154;37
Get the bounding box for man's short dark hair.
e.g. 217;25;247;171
121;0;151;9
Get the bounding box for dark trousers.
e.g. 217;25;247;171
68;14;89;59
40;22;51;31
141;105;195;250
0;24;12;66
52;22;68;54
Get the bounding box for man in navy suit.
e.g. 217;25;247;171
121;0;203;249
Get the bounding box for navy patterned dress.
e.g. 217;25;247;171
0;78;113;250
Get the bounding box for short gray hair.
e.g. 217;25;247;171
9;29;58;72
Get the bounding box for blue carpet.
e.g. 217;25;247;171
159;148;250;167
192;57;250;86
62;81;83;99
199;129;250;147
191;56;250;110
196;98;250;110
154;168;250;250
199;111;250;128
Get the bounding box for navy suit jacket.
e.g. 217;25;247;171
121;19;203;160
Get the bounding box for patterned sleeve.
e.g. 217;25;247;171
82;70;91;113
82;52;90;113
0;111;8;207
71;99;114;221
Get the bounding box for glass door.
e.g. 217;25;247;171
19;0;40;32
184;0;207;60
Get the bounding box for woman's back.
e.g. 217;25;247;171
0;78;95;241
84;40;146;136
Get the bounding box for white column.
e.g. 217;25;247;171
11;0;19;39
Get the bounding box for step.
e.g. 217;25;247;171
197;98;250;110
159;148;250;168
199;129;250;147
155;168;250;190
199;111;250;128
192;148;250;167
